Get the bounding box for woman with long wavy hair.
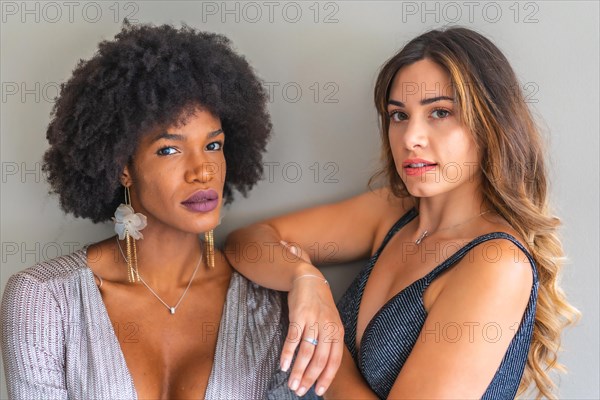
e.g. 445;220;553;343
226;27;579;399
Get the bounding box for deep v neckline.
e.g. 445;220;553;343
338;216;538;399
81;246;231;399
353;209;418;353
353;209;522;358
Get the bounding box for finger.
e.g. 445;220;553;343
297;319;341;395
314;327;344;396
280;321;303;372
280;240;311;264
288;334;319;393
279;239;297;256
289;243;309;263
296;337;332;396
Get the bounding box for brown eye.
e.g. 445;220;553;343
431;109;451;119
157;146;178;156
389;110;407;122
206;141;223;151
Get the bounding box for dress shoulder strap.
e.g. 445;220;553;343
373;207;418;256
426;232;539;283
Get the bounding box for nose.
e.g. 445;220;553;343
402;117;428;150
184;156;218;184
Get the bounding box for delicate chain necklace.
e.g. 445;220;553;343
115;237;202;314
415;210;492;245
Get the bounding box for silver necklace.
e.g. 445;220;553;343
415;210;492;245
116;237;202;314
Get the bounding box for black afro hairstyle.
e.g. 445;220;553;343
43;21;272;223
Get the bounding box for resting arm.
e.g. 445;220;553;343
224;188;406;396
224;188;400;290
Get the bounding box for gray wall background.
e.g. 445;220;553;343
1;1;598;398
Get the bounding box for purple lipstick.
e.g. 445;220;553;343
181;189;219;213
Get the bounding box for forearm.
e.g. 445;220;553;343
226;223;345;397
324;346;379;400
224;223;324;291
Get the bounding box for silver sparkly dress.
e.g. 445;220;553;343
1;250;309;399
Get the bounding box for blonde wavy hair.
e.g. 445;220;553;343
371;27;580;398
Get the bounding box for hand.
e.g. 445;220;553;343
279;241;345;397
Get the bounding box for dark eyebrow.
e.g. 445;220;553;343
151;128;223;143
150;132;185;143
207;128;224;139
388;96;455;107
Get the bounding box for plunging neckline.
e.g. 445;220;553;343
353;209;524;358
81;246;232;399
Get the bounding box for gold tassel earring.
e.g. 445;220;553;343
113;186;147;283
125;230;139;282
204;230;215;268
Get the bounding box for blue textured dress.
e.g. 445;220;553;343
337;208;539;399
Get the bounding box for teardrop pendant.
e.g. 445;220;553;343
170;307;176;315
415;230;429;245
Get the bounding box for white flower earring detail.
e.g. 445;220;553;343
112;186;147;282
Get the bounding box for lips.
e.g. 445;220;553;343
181;189;219;213
402;158;437;176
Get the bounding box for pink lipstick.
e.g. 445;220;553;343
402;158;437;176
181;189;219;213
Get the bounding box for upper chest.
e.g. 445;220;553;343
99;277;229;399
354;232;464;351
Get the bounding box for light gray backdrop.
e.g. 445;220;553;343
1;1;598;398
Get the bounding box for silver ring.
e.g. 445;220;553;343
303;337;318;346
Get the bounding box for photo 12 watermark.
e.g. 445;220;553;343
392;80;539;105
399;1;540;24
2;241;85;264
1;82;60;104
0;160;342;185
0;80;342;105
198;1;340;24
1;1;140;24
401;239;534;264
419;320;521;344
222;240;340;264
263;161;340;184
264;81;340;104
2;162;43;184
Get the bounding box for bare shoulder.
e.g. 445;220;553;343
446;234;535;309
450;211;535;285
355;186;410;223
86;237;124;282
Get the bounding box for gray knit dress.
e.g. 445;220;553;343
1;249;311;399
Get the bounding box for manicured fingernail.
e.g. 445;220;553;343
289;245;298;255
281;358;290;372
316;386;325;396
289;378;299;391
297;386;307;396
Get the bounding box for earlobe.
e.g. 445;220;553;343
121;165;132;187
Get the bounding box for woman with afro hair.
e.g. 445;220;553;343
0;22;341;399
